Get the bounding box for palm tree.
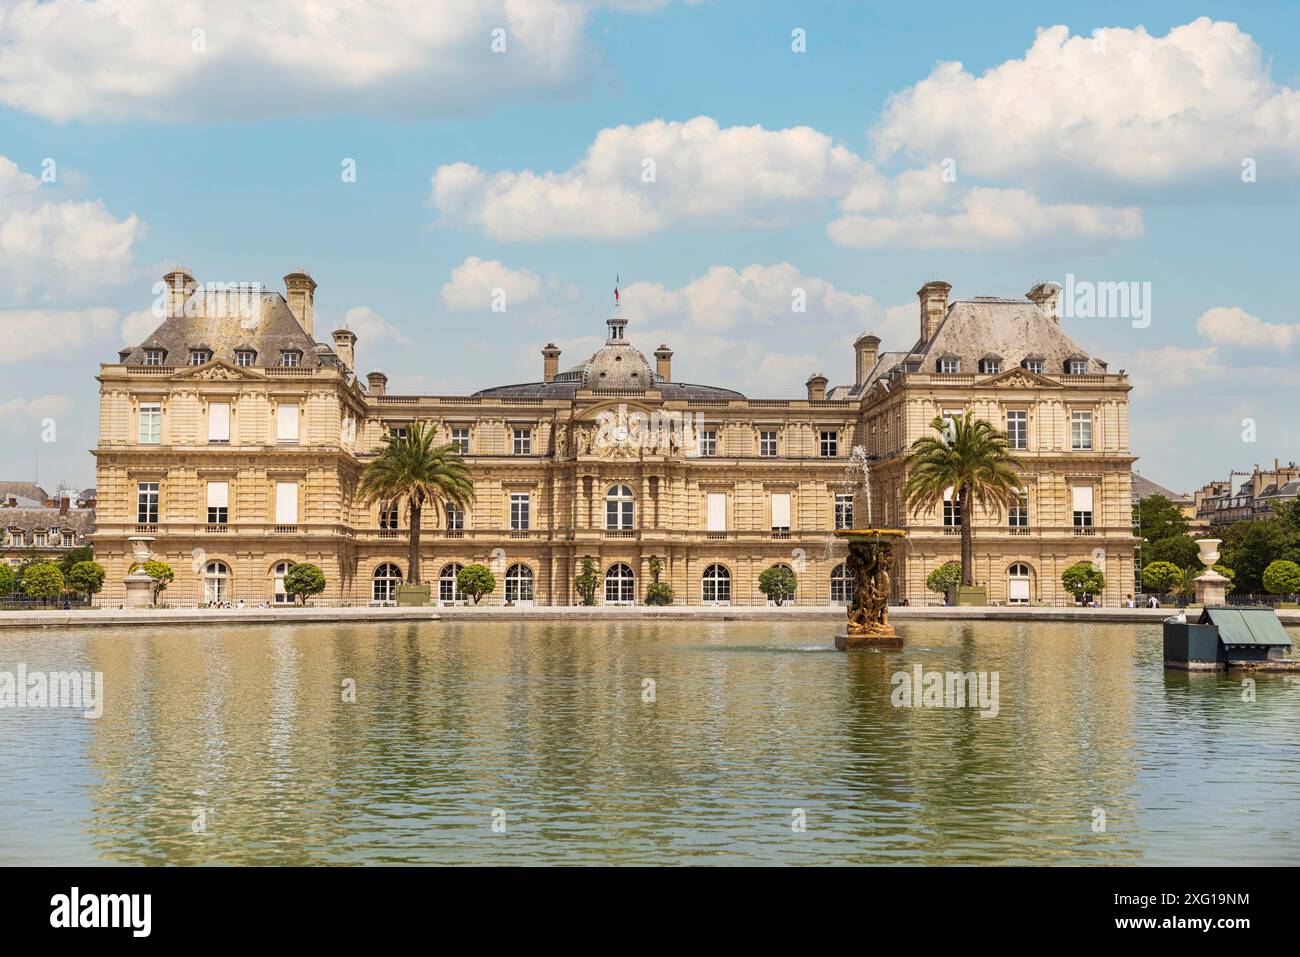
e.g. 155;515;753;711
903;411;1023;587
359;421;475;587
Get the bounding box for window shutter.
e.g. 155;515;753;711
208;402;230;441
276;403;300;441
206;481;229;508
771;492;791;529
1072;486;1094;512
706;492;727;531
275;482;298;524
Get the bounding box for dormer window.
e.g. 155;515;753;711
279;350;301;367
188;349;211;366
979;357;1002;374
235;350;255;367
938;357;960;374
144;349;165;367
1022;357;1045;374
1066;358;1088;375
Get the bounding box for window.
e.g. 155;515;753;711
188;349;211;366
943;487;961;527
700;430;717;457
7;531;21;547
834;493;854;530
274;481;298;525
206;481;229;525
273;561;294;605
436;563;465;605
819;431;838;457
451;428;470;454
389;426;408;440
605;484;634;530
702;563;731;604
604;563;635;604
234;350;254;367
1008;563;1032;604
938;357;960;374
830;563;852;604
1022;358;1044;374
276;403;300;443
137;482;159;524
1071;410;1093;450
203;561;230;604
372;563;402;604
706;492;727;532
1067;359;1088;375
208;401;230;443
1072;486;1094;527
445;502;464;530
1009;489;1028;527
379;502;399;529
510;492;530;530
771;492;791;532
144;349;164;366
62;531;75;547
279;351;301;367
505;564;533;602
759;430;778;457
138;402;161;444
513;428;532;455
1006;410;1027;450
979;357;1002;374
33;532;47;547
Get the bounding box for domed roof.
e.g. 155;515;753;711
581;341;654;389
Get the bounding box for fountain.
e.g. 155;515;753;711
835;447;908;650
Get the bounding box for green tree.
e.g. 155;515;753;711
1146;534;1199;569
456;564;496;604
359;421;475;586
58;545;94;577
925;561;963;597
574;555;599;606
645;555;673;605
141;560;174;604
1213;564;1236;590
66;560;106;599
1262;559;1300;597
1141;560;1182;595
1061;561;1105;603
757;565;797;606
1136;495;1190;544
21;562;64;605
904;412;1023;586
0;563;15;597
1218;518;1300;593
283;562;326;604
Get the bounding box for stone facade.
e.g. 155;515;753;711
93;269;1136;607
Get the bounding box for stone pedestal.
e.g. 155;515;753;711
835;631;903;651
1193;538;1228;606
833;529;907;651
124;535;156;608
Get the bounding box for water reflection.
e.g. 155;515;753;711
0;620;1296;864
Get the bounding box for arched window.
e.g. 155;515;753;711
203;561;230;604
372;562;403;604
272;560;294;604
830;563;852;604
439;563;464;605
1008;563;1032;605
605;563;635;604
505;563;533;603
702;563;731;604
605;484;634;530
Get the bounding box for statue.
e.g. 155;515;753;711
839;532;903;644
554;425;567;458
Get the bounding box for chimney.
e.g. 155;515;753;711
284;270;317;335
854;333;880;387
542;343;562;383
162;265;197;318
805;372;828;401
1026;281;1062;322
654;344;673;382
367;371;388;396
917;281;951;342
331;328;357;372
59;495;69;516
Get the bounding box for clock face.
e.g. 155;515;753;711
613;425;629;442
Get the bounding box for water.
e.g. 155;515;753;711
1;620;1297;865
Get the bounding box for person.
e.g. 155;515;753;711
1147;594;1160;609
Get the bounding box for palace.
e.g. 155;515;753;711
93;268;1136;607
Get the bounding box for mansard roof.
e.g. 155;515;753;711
914;298;1107;374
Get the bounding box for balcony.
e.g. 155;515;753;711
604;529;636;539
134;524;158;534
204;524;229;533
274;525;299;534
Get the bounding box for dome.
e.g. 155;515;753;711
582;342;654;389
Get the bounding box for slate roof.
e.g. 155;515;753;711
0;482;49;504
0;506;95;535
1132;471;1192;504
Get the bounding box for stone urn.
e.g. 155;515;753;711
1193;538;1229;606
833;529;907;650
124;536;156;608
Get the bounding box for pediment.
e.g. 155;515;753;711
980;367;1061;389
171;359;263;381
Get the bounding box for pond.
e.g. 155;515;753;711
1;619;1297;865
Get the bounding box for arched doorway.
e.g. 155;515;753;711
203;561;230;605
505;563;534;604
439;563;464;605
1008;562;1032;605
373;562;402;604
702;563;731;605
272;560;294;604
604;562;635;604
830;563;851;604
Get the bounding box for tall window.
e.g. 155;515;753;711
830;563;852;604
451;428;470;454
138;402;161;444
445;503;464;530
274;481;298;525
203;561;230;604
706;492;727;532
1009;489;1028;527
605;484;634;530
208;402;230;443
1006;410;1027;450
834;493;854;530
702;564;731;604
144;349;164;366
1071;410;1093;450
372;563;402;604
700;430;717;457
759;431;778;457
513;428;532;455
819;430;838;458
276;403;300;444
379;501;399;529
770;492;791;533
1072;486;1094;527
206;481;229;525
137;482;159;524
505;564;533;602
510;492;530;530
439;563;464;604
604;563;635;604
1008;563;1032;604
273;561;294;604
943;487;961;527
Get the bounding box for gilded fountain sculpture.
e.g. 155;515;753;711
835;447;907;650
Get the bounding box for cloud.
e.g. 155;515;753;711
873;18;1300;188
341;305;409;372
1196;306;1300;350
0;394;73;425
0;157;143;302
440;257;542;312
120;309;160;346
0;0;661;122
0;308;119;362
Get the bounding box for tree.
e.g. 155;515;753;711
22;562;64;605
925;561;963;597
1136;495;1190;545
574;556;599;606
1141;560;1182;595
66;560;106;599
58;545;94;577
283;563;326;604
358;421;474;586
645;555;673;605
1219;518;1300;594
141;560;174;604
1262;559;1300;597
1061;561;1105;603
1146;534;1199;569
758;565;797;606
1213;564;1236;590
0;563;15;597
904;412;1023;586
456;564;496;604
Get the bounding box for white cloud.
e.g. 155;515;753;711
0;308;119;362
342;305;409;372
873;18;1300;187
0;394;73;425
440;257;542;312
1196;305;1300;350
0;157;142;302
120;309;160;346
0;0;657;122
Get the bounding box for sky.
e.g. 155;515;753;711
2;0;1300;495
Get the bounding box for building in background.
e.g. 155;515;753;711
92;268;1136;606
0;483;96;567
1194;462;1300;528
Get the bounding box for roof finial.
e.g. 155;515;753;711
614;274;620;307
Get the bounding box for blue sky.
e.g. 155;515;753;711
3;0;1300;494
